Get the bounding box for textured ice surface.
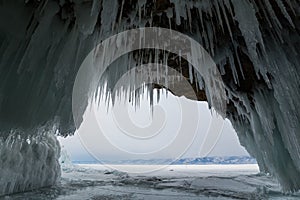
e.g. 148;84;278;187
4;164;300;200
0;0;299;193
0;126;61;196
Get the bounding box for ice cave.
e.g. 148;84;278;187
0;0;299;196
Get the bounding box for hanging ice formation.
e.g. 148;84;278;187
0;0;299;195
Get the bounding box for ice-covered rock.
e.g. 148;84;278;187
0;0;299;194
0;125;61;196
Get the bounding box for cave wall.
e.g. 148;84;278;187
0;0;299;194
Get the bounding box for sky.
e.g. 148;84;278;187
59;89;249;162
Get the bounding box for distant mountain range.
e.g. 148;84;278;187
73;156;257;165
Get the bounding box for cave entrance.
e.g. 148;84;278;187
60;87;251;171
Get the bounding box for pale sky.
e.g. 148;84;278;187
59;89;249;162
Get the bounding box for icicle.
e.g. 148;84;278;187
205;21;215;56
213;0;225;33
100;0;119;36
219;1;233;40
274;0;295;28
232;0;266;79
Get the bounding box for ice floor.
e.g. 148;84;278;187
3;164;300;200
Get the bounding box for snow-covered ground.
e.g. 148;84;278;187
3;164;300;199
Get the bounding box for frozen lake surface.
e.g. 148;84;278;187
3;164;300;199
